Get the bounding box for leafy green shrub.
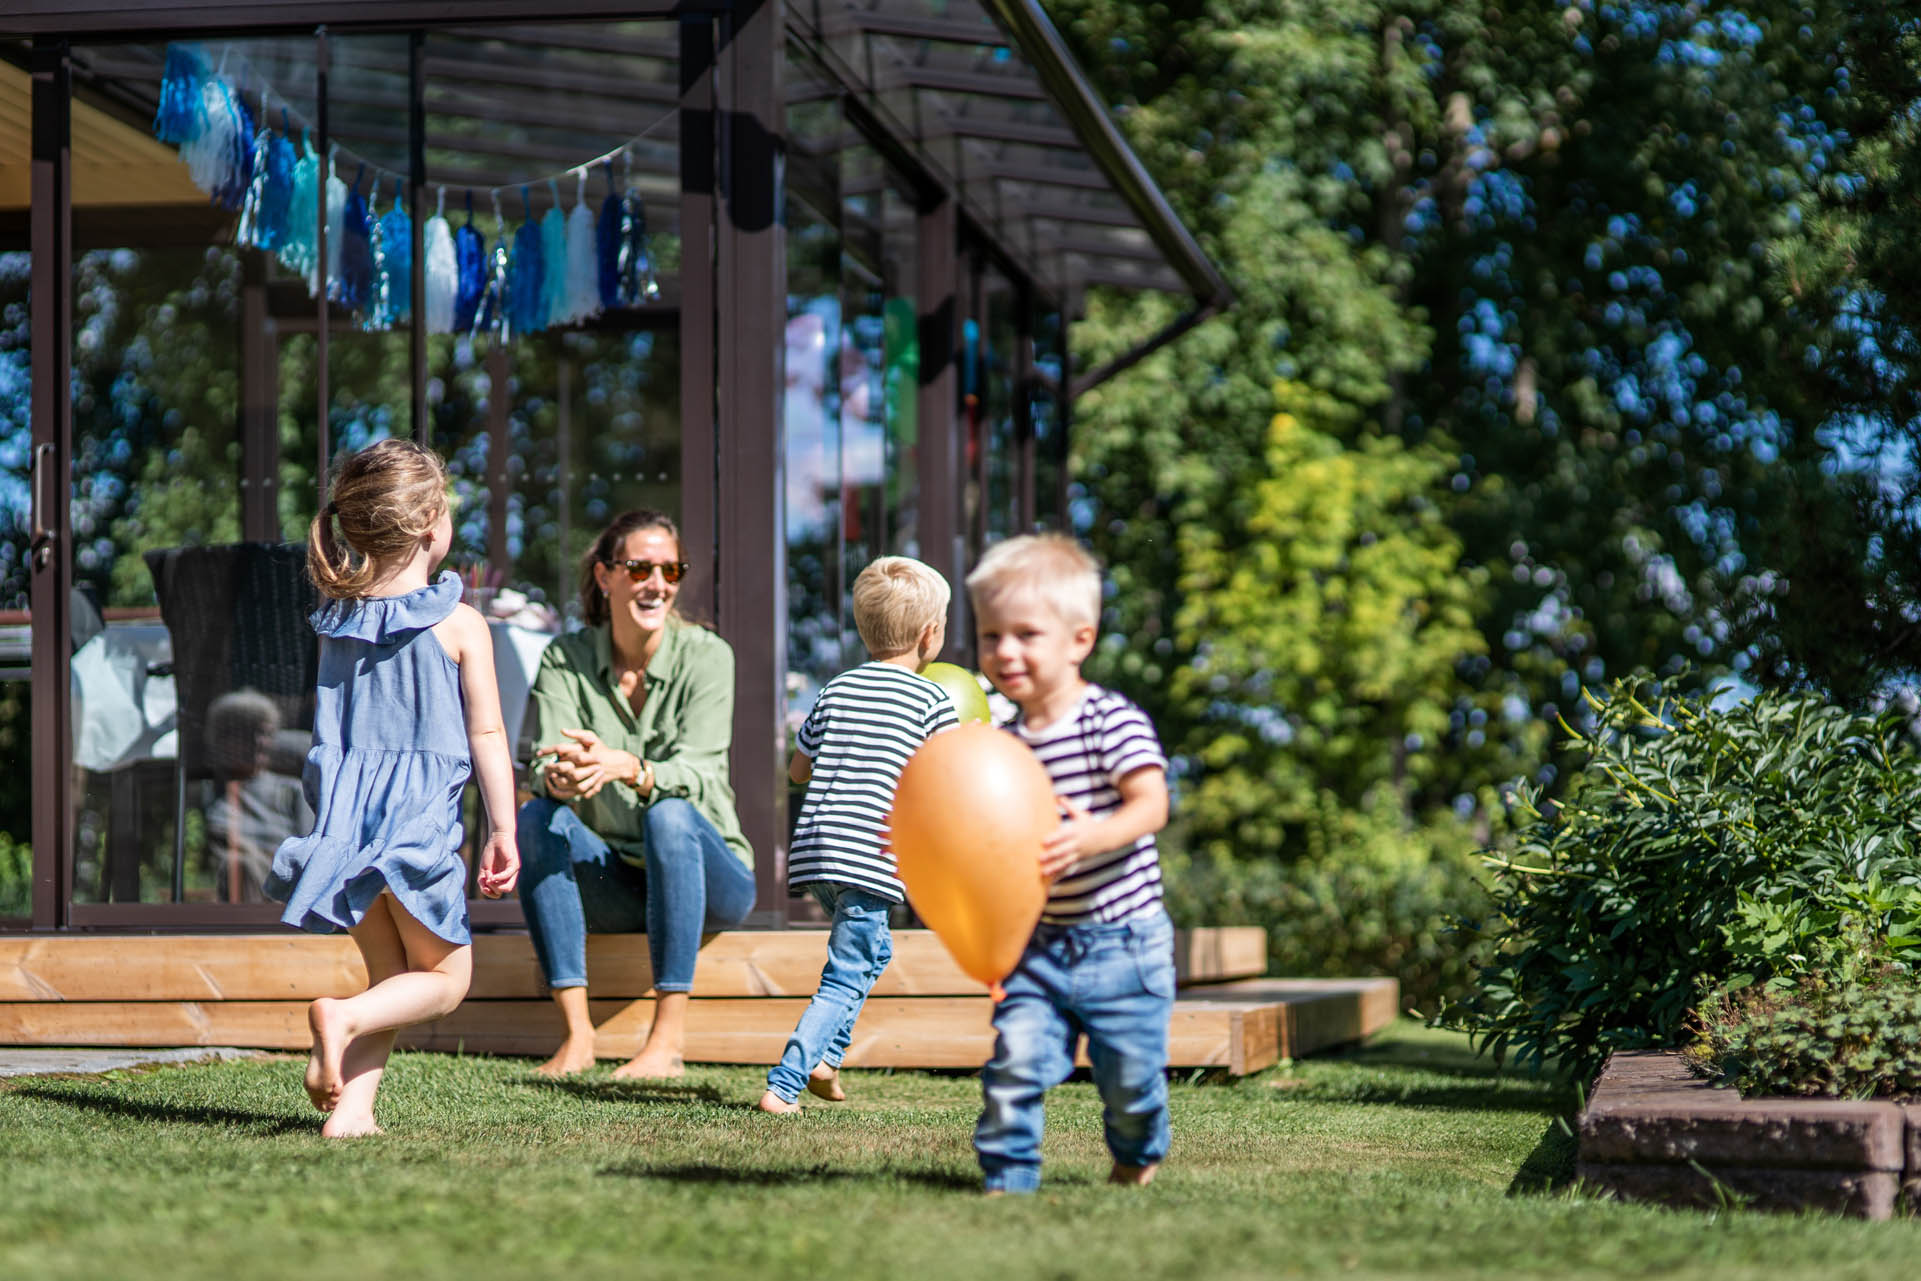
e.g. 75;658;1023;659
1164;794;1487;1012
1695;970;1921;1100
1442;678;1921;1079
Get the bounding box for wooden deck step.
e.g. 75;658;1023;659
1176;978;1400;1058
0;993;1288;1073
0;927;1268;1002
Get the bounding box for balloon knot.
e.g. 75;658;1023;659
989;982;1007;1003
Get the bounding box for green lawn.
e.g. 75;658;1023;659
3;1021;1917;1280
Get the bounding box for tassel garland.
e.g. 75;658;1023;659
152;42;660;334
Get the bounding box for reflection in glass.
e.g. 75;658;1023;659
0;251;28;919
51;25;684;908
782;70;925;734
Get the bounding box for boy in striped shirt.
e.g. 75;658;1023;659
966;533;1174;1194
758;556;960;1114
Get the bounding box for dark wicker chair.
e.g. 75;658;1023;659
143;542;319;901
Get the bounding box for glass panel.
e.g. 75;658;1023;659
53;24;684;911
837;148;920;654
1031;305;1064;531
784;60;846;723
981;261;1018;544
62;38;323;906
0;250;29;922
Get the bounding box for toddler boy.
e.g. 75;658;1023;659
966;533;1173;1193
758;556;960;1113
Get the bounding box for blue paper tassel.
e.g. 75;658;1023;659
153;45;207;145
258;125;296;252
596;163;622;308
453;196;487;335
278;133;320;281
540;183;570;329
210;90;255;212
508;187;546;334
334;166;374;312
376;194;412;327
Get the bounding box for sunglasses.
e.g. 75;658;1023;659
606;558;689;585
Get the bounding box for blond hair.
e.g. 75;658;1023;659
965;533;1102;629
852;556;951;657
307;438;449;600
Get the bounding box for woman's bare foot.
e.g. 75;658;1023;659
320;1112;385;1139
611;1048;684;1080
535;1036;599;1077
756;1090;802;1114
805;1065;845;1102
304;998;351;1112
1109;1162;1159;1187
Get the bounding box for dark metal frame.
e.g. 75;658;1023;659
12;0;1225;934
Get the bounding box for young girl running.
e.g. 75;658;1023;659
266;438;519;1138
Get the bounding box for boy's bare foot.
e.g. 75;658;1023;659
1108;1162;1159;1187
535;1037;598;1077
806;1065;845;1102
304;998;351;1112
320;1113;385;1139
611;1048;684;1080
756;1090;802;1114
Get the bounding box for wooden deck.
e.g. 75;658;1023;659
0;928;1398;1075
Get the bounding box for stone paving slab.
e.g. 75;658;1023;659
0;1046;255;1078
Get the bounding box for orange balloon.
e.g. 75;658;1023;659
889;722;1053;998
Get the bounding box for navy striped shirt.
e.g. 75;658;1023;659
1008;685;1168;925
788;663;961;903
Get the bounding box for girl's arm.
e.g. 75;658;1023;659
435;604;519;897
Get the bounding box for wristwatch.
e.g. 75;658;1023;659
636;757;655;793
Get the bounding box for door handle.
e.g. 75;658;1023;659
29;441;54;570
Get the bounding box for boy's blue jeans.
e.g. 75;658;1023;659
765;882;894;1103
974;910;1176;1193
516;796;757;994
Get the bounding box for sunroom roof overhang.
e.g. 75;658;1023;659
796;0;1229;320
1;0;1229;339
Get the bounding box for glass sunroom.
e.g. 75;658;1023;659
0;0;1228;936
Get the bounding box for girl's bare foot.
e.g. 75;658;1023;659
805;1065;845;1102
1109;1162;1159;1187
535;1037;598;1077
320;1113;385;1139
756;1090;802;1114
610;1048;684;1080
304;998;351;1112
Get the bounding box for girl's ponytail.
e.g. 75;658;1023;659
308;440;449;600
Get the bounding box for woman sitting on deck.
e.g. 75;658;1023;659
517;509;757;1078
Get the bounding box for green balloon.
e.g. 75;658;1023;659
921;662;992;725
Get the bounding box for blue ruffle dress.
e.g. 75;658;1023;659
266;572;474;944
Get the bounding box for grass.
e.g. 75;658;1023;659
3;1021;1919;1280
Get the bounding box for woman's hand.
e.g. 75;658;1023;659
533;728;642;801
476;831;519;898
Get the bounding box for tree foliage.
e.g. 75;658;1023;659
1060;1;1882;869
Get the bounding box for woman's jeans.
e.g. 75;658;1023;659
973;910;1176;1193
764;883;894;1102
517;796;757;994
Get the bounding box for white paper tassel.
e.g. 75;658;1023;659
322;156;346;296
565;169;602;325
180;78;239;196
424;189;457;335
